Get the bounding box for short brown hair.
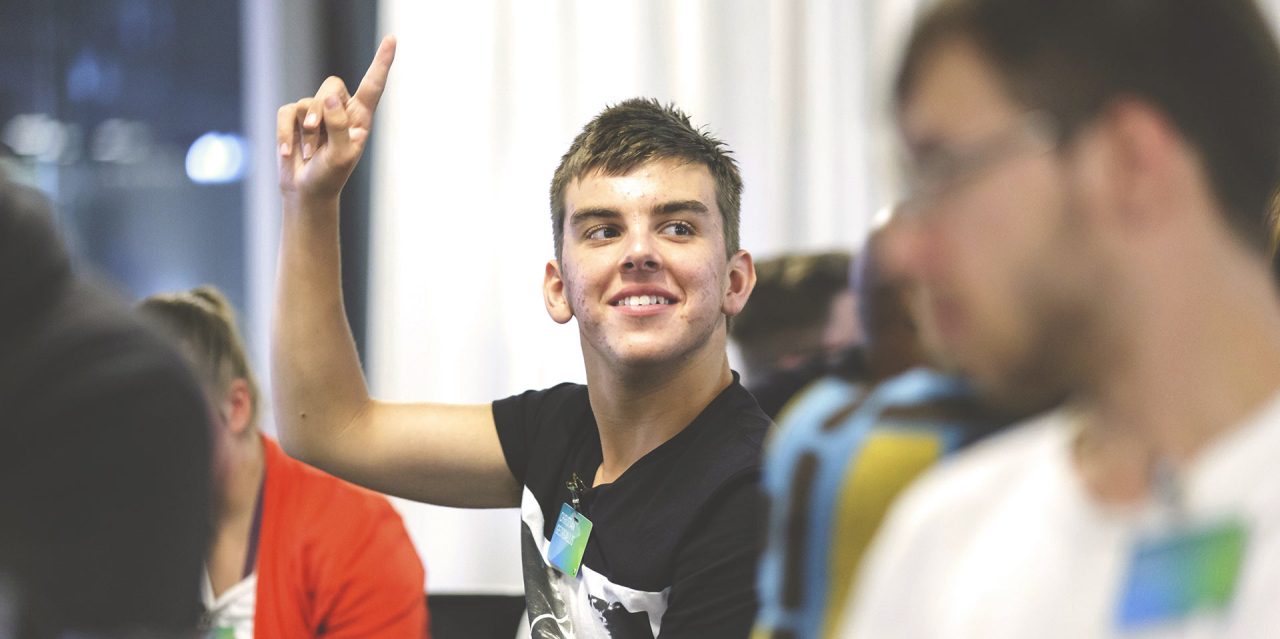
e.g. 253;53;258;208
139;285;260;427
549;98;743;260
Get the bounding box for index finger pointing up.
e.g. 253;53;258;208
353;35;397;114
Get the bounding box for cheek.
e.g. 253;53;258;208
558;255;603;313
690;263;733;317
562;275;590;315
687;261;724;297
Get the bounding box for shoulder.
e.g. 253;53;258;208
491;382;590;429
263;436;406;531
854;410;1071;595
655;382;770;526
491;383;592;483
777;375;863;424
887;409;1069;528
842;411;1071;636
683;381;770;474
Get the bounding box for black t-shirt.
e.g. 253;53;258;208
493;376;769;638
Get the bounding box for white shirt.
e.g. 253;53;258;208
201;571;256;639
840;393;1280;639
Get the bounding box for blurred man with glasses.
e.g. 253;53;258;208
842;0;1280;637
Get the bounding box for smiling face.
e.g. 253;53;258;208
543;158;754;372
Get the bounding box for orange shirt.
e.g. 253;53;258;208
255;435;428;637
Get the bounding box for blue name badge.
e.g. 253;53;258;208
548;503;593;577
1116;519;1247;631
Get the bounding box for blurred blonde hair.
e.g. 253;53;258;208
138;285;260;428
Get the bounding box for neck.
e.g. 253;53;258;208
207;431;266;597
1073;235;1280;504
219;432;266;524
583;332;734;486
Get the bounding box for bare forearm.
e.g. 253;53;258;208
267;37;519;506
272;194;371;464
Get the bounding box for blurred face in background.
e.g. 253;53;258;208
821;288;862;357
883;36;1102;412
857;232;927;381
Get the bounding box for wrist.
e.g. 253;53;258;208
281;190;342;214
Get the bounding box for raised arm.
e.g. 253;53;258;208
273;36;518;508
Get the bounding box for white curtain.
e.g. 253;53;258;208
366;0;924;595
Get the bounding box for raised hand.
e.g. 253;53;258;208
277;35;397;200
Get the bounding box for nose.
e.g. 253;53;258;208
879;211;927;283
620;233;661;273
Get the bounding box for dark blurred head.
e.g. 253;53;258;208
896;0;1280;252
0;176;72;333
730;251;857;379
1;176;213;637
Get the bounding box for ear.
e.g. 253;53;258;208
721;249;756;317
1084;99;1186;233
543;259;574;324
222;378;255;437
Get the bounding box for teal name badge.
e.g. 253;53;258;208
1116;519;1247;631
549;503;593;577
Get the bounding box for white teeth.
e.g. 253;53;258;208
615;295;672;307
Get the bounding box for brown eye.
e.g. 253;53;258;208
586;226;620;240
662;222;694;236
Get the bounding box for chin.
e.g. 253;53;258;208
613;347;681;368
608;336;701;368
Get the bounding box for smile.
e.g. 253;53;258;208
612;295;674;307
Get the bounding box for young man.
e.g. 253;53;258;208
842;0;1280;637
273;38;766;638
140;286;427;638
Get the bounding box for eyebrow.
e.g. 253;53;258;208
568;200;710;227
654;200;709;217
568;208;622;227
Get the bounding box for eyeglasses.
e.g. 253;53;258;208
899;111;1061;212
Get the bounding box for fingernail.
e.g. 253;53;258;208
325;95;339;109
304;113;318;127
302;143;313;159
279;142;290;156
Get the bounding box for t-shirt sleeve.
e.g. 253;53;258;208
491;383;581;484
657;471;764;639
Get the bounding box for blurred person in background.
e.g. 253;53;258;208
0;175;212;637
843;0;1280;637
140;286;427;639
271;37;767;638
730;251;860;418
753;222;1011;639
